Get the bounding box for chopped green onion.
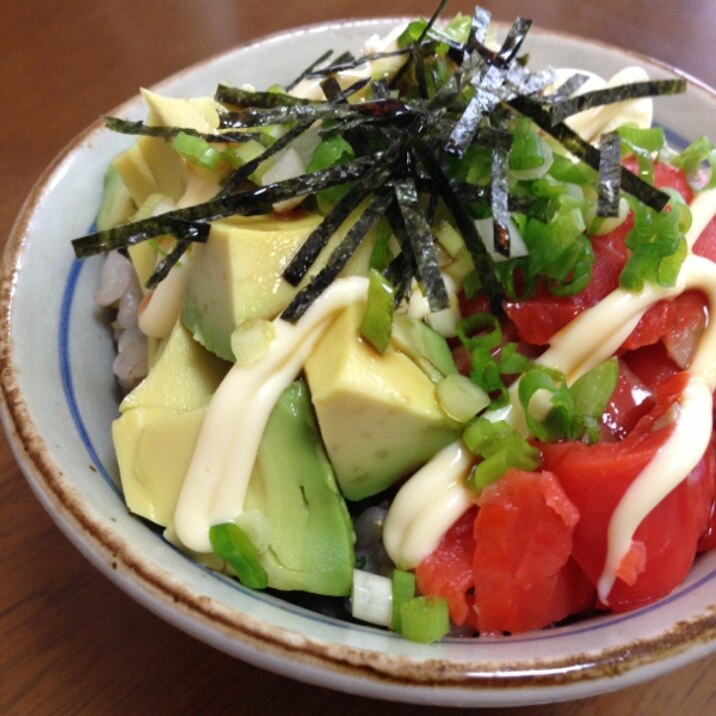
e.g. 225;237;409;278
620;197;689;291
518;365;574;442
391;570;416;632
399;596;450;643
672;135;716;190
209;522;269;590
463;418;541;490
307;134;356;203
391;314;457;381
617;125;665;154
435;219;465;259
509;116;547;171
456;311;502;351
171;131;222;170
351;569;393;627
437;373;490;423
516;359;620;443
361;268;396;353
369;217;393;272
570;357;619;442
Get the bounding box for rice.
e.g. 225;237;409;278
96;250;148;391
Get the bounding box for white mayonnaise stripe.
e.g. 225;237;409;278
383;441;473;570
598;376;713;600
598;253;716;600
173;277;368;553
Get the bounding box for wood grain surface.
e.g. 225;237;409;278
1;1;715;714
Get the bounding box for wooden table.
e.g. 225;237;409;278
2;1;715;713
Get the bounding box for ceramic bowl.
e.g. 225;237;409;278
2;19;715;708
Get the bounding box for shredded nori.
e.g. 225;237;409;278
103;117;258;143
281;160;394;286
281;188;395;321
597;131;622;217
490;147;511;256
547;79;687;125
78;1;693;315
392;174;450;312
285;48;334;91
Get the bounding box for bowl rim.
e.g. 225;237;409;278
2;17;716;707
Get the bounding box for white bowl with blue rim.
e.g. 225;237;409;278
2;18;715;707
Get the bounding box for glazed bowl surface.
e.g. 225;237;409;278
2;18;715;708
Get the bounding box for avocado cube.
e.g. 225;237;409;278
304;304;459;501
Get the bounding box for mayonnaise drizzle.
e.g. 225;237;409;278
383;442;474;570
383;188;716;584
173;276;368;553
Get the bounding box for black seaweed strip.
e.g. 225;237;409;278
497;17;533;67
370;79;391;99
103;117;258;143
72;153;384;257
220;79;375;196
220;102;348;128
305;48;411;79
221;97;415;129
597;131;622;217
414;42;429;99
218;119;315;196
329;51;356;68
384;251;414;304
145;236;195;289
383;203;426;306
392;176;449;312
548;79;687;125
411;138;503;307
335;77;372;102
281;177;380;286
505;64;556;99
445;64;505;156
390;0;449;90
444;94;483;156
491;148;511;256
541;73;590;103
471;6;491;43
280;188;394;322
215;85;313;108
285;49;334;91
509;97;671;211
320;77;343;102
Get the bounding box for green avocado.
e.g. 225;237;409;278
114;378;354;596
244;380;354;596
113;318;231;523
304;304;460;501
95;164;136;232
119;318;230;414
182;210;375;362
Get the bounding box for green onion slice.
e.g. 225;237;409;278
399;596;451;643
391;570;416;632
209;523;269;590
360;268;396;353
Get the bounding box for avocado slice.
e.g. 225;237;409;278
119;318;230;414
182;210;375;362
114;376;353;595
304;304;460;501
245;380;354;596
95;164;136;231
113;406;204;526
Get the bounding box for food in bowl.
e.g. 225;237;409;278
71;2;716;644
